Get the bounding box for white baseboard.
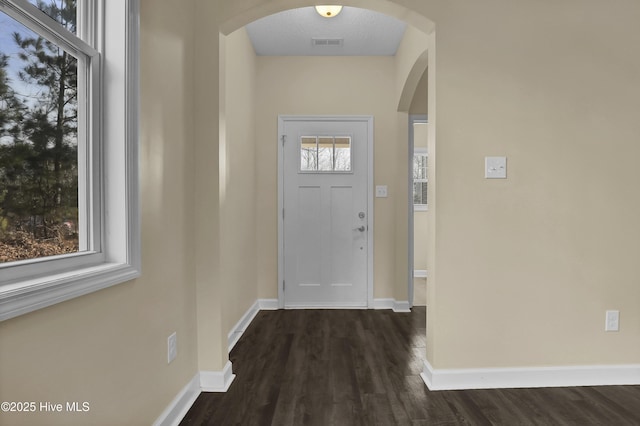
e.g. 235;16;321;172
152;373;201;426
227;299;279;352
373;298;411;313
228;301;260;352
153;362;236;426
414;270;428;278
394;300;411;312
200;361;236;392
421;359;640;390
258;298;279;310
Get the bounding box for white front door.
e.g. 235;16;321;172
281;117;370;308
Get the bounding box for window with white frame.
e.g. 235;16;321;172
413;148;427;210
0;0;140;321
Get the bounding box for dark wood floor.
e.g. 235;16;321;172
180;308;640;425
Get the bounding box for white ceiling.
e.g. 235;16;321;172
245;7;407;56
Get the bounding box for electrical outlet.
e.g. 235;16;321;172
605;310;619;332
485;156;507;179
168;332;177;363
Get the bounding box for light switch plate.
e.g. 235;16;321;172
485;156;507;179
605;310;619;332
168;332;177;364
375;185;388;198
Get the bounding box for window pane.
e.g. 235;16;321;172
28;0;77;35
413;182;427;205
318;137;333;171
301;137;317;171
334;137;351;171
413;154;427;180
0;11;80;263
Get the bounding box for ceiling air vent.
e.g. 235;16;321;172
312;38;344;47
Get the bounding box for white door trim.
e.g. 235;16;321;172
278;115;374;309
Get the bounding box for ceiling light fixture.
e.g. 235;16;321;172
315;5;343;18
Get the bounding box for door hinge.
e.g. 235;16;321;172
283;280;285;291
282;208;285;220
281;135;286;146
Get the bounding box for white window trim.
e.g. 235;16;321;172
0;0;141;321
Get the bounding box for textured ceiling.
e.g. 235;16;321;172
245;7;407;56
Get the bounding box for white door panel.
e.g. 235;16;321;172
282;118;369;308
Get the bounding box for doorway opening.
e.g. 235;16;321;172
215;2;435;318
409;115;428;307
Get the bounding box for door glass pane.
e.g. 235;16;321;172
317;137;333;171
300;135;352;173
0;11;80;263
334;137;351;171
301;137;317;171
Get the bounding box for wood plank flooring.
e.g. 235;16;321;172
180;308;640;425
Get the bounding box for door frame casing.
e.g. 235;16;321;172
277;115;374;309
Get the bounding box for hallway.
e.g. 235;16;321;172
180;308;640;425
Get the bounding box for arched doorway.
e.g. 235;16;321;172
193;0;437;377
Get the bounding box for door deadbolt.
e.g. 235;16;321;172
358;212;365;219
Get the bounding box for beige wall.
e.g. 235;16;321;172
396;25;429;113
215;0;640;371
220;28;259;340
414;208;428;273
255;56;406;300
193;0;226;373
0;1;200;425
410;70;428;115
423;0;640;369
2;0;640;424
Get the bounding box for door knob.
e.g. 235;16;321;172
354;226;365;232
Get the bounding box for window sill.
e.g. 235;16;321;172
414;205;428;212
0;262;140;321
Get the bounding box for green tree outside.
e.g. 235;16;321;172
0;0;79;262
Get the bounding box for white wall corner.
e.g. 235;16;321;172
228;300;260;352
373;298;411;313
421;359;640;391
200;361;235;392
152;373;201;426
258;298;279;310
